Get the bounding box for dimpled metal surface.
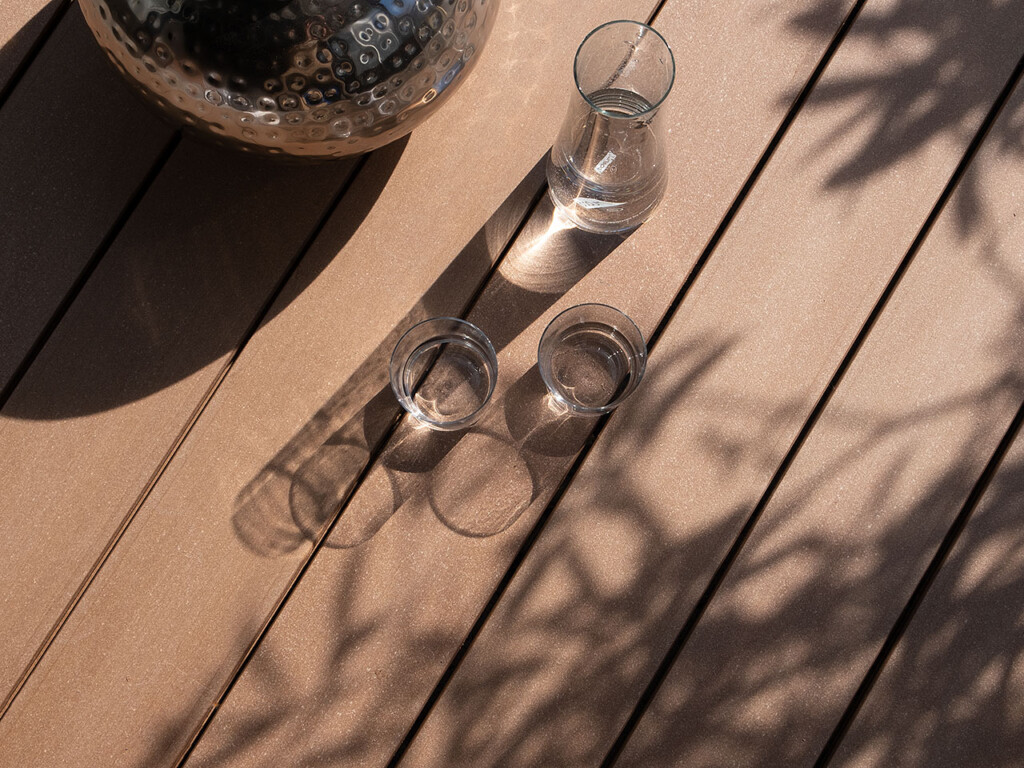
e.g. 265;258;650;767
79;0;499;158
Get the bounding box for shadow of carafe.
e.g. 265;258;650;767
231;170;633;555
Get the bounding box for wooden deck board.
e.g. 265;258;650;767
832;424;1024;768
615;65;1024;768
0;139;355;709
180;1;863;766
0;1;657;765
0;8;173;395
390;1;1024;766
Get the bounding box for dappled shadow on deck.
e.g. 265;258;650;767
829;447;1024;768
787;0;1024;236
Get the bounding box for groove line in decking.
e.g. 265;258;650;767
603;44;1024;768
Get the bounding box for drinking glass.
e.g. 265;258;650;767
547;20;675;233
538;304;647;413
390;317;498;431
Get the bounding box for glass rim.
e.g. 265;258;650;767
573;19;676;119
389;316;498;430
537;302;647;415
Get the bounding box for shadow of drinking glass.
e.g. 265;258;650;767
324;361;601;544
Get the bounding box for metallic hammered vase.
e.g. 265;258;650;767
79;0;500;158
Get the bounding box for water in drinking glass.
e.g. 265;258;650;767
538;303;647;414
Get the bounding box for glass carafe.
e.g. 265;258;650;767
547;20;675;233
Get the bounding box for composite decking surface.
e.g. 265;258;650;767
1;1;1022;767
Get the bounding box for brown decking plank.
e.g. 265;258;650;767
831;416;1024;768
177;1;869;766
0;8;174;396
614;41;1024;768
0;1;657;766
0;0;68;100
385;1;1024;766
0;139;357;711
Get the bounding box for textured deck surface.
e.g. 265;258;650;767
1;1;1022;767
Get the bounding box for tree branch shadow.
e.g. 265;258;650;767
785;0;1024;239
